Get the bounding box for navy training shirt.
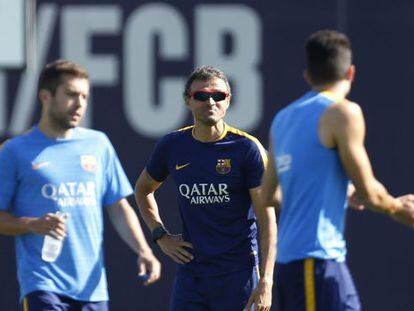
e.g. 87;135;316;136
146;124;267;276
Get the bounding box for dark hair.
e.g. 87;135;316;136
37;59;89;94
305;30;352;85
183;65;231;98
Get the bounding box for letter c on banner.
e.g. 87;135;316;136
124;3;188;138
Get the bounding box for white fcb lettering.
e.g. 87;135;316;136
1;3;262;138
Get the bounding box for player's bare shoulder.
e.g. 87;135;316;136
325;99;363;124
320;99;364;148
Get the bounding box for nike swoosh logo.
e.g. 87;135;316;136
32;161;50;170
175;163;190;170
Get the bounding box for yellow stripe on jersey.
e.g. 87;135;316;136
176;125;194;132
176;124;267;166
190;124;229;142
191;124;229;142
23;297;29;311
226;125;268;167
188;123;229;143
213;123;229;142
304;258;316;311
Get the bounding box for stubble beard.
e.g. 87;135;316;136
199;117;218;126
196;110;225;127
48;108;77;131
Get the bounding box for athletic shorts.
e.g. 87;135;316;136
22;290;109;311
274;258;361;311
170;266;259;311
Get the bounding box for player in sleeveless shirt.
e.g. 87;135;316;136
263;30;414;310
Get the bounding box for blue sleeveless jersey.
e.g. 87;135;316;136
271;91;349;263
147;124;267;276
0;126;133;301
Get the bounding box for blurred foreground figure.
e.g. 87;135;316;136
0;60;160;310
264;30;414;311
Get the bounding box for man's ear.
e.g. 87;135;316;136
303;69;312;85
38;89;51;105
227;93;232;104
346;65;355;82
184;95;191;108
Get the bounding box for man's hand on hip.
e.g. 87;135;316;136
157;234;194;264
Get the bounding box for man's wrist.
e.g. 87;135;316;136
19;217;36;234
387;199;402;216
259;274;273;285
151;226;169;243
137;245;153;257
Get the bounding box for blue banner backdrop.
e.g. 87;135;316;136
1;1;414;310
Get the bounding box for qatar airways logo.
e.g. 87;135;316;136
178;183;230;205
41;181;97;207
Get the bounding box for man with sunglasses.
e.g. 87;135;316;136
135;66;277;311
263;30;414;311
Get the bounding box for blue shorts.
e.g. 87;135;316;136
22;291;109;311
170;266;259;311
274;259;361;311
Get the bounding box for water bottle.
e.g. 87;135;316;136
41;212;68;262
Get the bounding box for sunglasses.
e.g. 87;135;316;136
190;91;229;102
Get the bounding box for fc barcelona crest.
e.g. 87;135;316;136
80;154;98;172
216;159;231;174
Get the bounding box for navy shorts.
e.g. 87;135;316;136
170;266;259;311
274;259;361;311
22;290;109;311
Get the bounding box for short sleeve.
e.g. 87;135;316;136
0;141;18;211
146;135;170;182
102;137;133;207
244;138;268;189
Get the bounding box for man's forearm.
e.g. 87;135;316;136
135;190;165;231
358;180;402;214
0;211;34;235
107;201;153;255
257;207;277;280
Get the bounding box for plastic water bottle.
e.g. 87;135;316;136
41;212;68;263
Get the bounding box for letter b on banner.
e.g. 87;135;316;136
195;5;262;131
124;4;262;137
